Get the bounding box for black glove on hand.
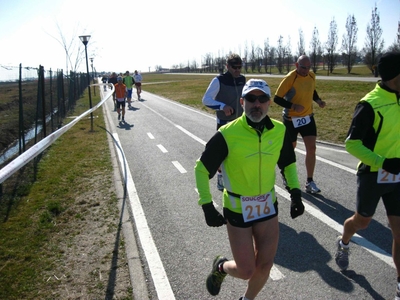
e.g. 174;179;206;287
202;203;226;227
383;158;400;175
290;188;305;219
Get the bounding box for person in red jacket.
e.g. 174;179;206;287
114;76;127;121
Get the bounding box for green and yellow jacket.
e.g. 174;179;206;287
345;82;400;174
195;113;300;214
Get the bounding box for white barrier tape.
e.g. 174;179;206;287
0;84;114;184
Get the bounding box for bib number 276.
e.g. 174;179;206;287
240;192;275;222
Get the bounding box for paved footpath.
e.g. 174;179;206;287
101;85;151;299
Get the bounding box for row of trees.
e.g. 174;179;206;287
165;5;399;75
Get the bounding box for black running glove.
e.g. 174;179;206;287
290;188;305;219
202;203;226;227
383;158;400;175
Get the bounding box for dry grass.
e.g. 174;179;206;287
142;73;376;144
0;92;132;299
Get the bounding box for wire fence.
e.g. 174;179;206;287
0;64;90;169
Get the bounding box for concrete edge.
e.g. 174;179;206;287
101;96;150;299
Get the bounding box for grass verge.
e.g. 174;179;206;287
0;91;131;299
142;72;377;144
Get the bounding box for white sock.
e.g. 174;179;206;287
242;297;251;300
340;240;349;249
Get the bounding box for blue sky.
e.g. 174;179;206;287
0;0;399;76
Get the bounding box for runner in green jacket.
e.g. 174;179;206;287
195;79;304;300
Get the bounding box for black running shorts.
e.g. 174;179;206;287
356;172;400;217
223;201;278;228
283;115;317;143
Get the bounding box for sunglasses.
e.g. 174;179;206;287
230;65;242;70
244;94;271;103
299;64;311;70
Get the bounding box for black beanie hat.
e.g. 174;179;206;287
378;52;400;81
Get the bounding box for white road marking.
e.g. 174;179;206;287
269;265;285;281
176;125;206;146
297;140;348;153
275;185;395;269
172;161;187;173
148;93;216;120
141;103;208;146
113;133;175;300
157;144;168;153
147;132;155;139
295;148;356;175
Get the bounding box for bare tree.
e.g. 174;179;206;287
204;53;213;72
326;18;338;74
190;59;198;72
341;14;358;73
250;42;257;72
276;36;285;73
309;26;321;73
285;36;293;73
216;49;224;73
243;42;249;73
387;20;400;52
45;23;84;75
363;4;384;73
297;28;306;59
179;62;186;71
263;39;270;73
268;47;276;74
45;22;98;76
256;46;264;73
318;44;324;71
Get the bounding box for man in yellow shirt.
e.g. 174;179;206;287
274;55;326;194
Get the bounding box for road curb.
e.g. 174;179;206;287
101;93;150;299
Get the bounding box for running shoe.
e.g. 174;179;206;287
305;180;321;194
217;173;224;191
118;113;121;120
335;236;350;271
206;256;228;296
395;282;400;300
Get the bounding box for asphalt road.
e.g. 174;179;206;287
101;85;395;300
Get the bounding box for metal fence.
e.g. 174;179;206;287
0;64;90;167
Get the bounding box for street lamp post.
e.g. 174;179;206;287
90;57;96;96
79;35;93;132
